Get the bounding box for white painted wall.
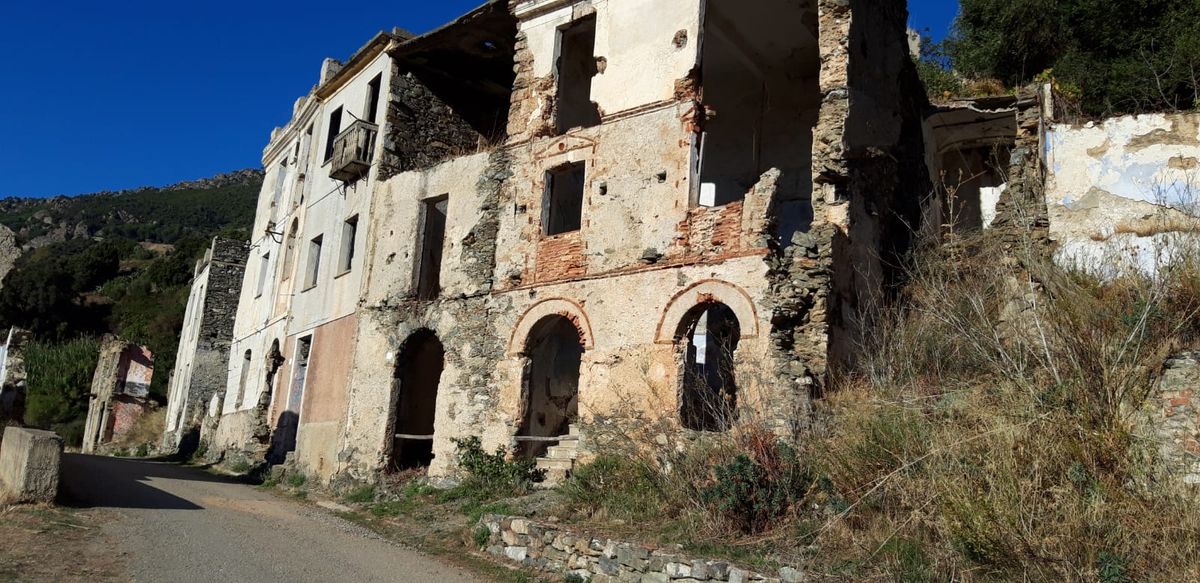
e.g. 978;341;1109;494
1045;112;1200;274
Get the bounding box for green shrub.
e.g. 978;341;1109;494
563;573;585;583
699;441;808;534
134;444;149;458
474;525;492;548
451;436;544;499
562;455;665;521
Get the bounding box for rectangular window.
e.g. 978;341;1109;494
555;16;600;134
255;252;271;298
271;161;287;207
416;196;448;300
365;74;382;124
304;235;323;289
543;163;586;236
324;107;343;162
338;215;359;274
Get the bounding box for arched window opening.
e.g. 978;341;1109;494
517;315;583;459
391;330;445;470
678;303;740;432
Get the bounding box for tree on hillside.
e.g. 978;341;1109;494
947;0;1200;115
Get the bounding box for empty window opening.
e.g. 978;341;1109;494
255;252;271;298
235;350;252;408
269;335;310;464
339;215;359;274
555;16;601;134
280;220;298;281
272;161;287;208
678;303;740;432
390;330;445;470
304;235;323;289
695;1;819;208
517;315;583;459
416;196;448;300
543;163;586;236
365;74;382;124
324;107;343;162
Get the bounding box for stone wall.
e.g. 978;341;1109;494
82;337;154;453
0;328;31;430
162;237;248;453
1146;353;1200;485
479;514;806;583
378;66;483;181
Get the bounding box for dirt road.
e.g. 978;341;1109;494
58;454;488;583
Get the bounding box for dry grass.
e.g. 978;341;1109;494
562;227;1200;581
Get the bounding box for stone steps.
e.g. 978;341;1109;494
533;426;583;487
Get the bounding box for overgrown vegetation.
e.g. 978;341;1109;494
918;0;1200;116
0;173;260;439
21;337;101;446
448;436;545;500
562;223;1200;580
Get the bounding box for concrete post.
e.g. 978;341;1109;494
0;427;63;503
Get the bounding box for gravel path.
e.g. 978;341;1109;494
58;453;487;583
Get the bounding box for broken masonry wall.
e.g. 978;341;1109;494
82;338;154;453
378;64;484;181
162;238;248;453
336;152;509;480
0;328;31;430
809;0;931;374
505;0;702;142
1045;110;1200;274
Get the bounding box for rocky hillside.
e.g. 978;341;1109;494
0;169;264;251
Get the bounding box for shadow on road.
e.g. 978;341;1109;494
58;453;241;510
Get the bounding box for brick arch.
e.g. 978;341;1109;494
507;298;595;355
655;279;759;343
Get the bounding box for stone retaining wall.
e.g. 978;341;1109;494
479;514;806;583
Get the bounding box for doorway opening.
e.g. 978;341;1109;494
390;330;445;470
517;315;583;458
678;303;740;431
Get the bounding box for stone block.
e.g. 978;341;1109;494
505;546;528;561
641;574;670;583
0;427;62;503
779;567;805;583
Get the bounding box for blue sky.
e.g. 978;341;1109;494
0;1;958;199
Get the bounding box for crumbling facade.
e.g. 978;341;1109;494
162;237;248;454
0;327;31;430
82;337;154;453
208;0;932;484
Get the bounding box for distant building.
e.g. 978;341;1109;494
82;337;154;453
162;237;249;455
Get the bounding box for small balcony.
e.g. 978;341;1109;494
330;119;379;182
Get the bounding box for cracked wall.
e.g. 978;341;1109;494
1046;111;1200;273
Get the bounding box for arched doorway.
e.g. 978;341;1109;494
677;303;740;432
390;330;445;470
517;315;584;458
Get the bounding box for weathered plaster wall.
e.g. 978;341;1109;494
82;338;154;453
1046;112;1200;272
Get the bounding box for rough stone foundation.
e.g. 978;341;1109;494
480;514;806;583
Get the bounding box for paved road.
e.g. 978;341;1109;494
59;454;486;583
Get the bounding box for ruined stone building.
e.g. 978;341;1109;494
0;328;31;430
162;237;248;454
83;337;154;453
197;0;928;485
